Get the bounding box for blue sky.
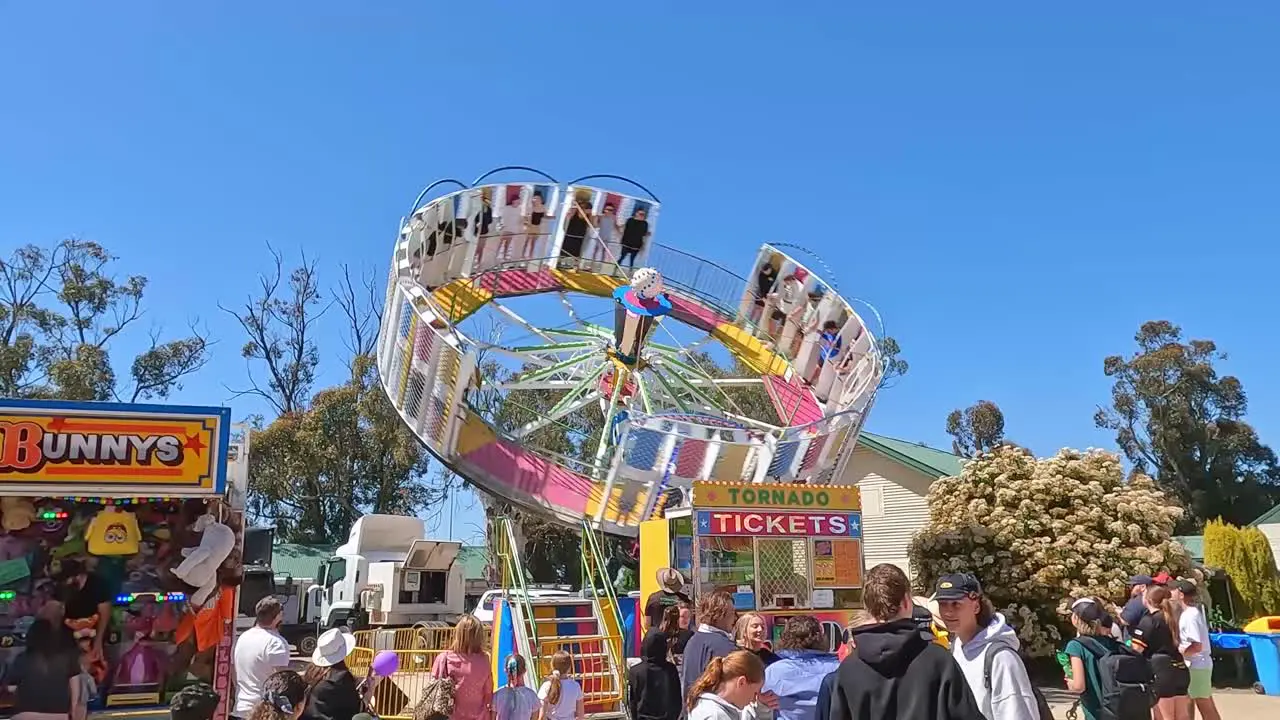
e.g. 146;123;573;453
4;3;1279;543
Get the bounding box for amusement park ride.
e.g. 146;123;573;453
374;168;885;718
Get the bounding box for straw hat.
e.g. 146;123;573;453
656;568;685;593
311;628;357;668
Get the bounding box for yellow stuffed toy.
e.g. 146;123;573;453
0;497;35;532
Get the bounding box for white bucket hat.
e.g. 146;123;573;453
312;628;357;667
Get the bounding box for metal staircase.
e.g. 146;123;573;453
493;517;626;720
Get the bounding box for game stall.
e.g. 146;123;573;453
0;399;245;720
638;480;865;650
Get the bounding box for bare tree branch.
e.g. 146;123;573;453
219;244;329;414
335;263;381;372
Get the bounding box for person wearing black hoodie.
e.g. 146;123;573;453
628;631;682;720
829;564;984;720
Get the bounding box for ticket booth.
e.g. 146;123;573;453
0;399;245;720
639;481;864;650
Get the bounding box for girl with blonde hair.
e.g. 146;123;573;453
686;650;766;720
1134;587;1190;720
537;651;583;720
431;615;492;720
1064;599;1132;720
733;613;779;666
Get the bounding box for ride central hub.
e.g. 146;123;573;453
610;267;672;367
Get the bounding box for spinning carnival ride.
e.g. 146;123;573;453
375;169;885;537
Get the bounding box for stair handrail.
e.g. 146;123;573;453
496;516;542;684
580;520;626;633
581;520;627;702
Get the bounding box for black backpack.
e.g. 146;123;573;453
983;644;1055;720
1074;637;1156;720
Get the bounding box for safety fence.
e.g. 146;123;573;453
349;626;460;720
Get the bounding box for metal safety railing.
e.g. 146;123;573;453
349;624;461;720
581;520;627;703
494;515;542;683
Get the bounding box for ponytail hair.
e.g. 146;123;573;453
546;651;573;706
686;650;765;711
248;670;308;720
660;605;681;656
1145;586;1181;648
505;653;527;684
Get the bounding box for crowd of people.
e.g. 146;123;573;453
625;564;1224;720
5;562;1202;720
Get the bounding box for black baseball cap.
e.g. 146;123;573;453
1173;579;1199;595
934;573;982;600
1071;598;1108;624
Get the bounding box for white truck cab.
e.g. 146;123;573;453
306;514;465;630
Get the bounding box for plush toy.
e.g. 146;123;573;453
113;636;164;688
0;499;34;532
171;514;235;608
0;535;27;562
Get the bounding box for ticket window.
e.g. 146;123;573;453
694;535;864;613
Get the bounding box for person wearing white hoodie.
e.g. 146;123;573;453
935;574;1041;720
686;650;766;720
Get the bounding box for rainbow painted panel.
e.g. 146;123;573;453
768;439;801;477
398;301;413;337
673;438;708;478
800;434;828;473
414;325;435;363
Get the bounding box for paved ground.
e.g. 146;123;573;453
1041;686;1280;718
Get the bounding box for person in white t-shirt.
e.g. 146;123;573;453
494;653;541;720
1172;580;1221;720
232;597;293;720
495;194;526;268
538;651;584;720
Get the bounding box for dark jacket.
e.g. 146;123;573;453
629;631;682;720
753;646;781;667
830;618;984;720
816;671;837;720
681;628;739;697
301;667;364;720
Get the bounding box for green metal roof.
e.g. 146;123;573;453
1174;535;1204;561
271;544;336;581
858;432;966;478
457;546;489;580
1251;504;1280;527
270;543;489;581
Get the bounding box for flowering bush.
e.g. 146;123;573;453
909;445;1190;656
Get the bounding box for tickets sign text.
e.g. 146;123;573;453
697;510;862;538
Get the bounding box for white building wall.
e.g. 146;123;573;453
837;446;936;581
1259;523;1280;571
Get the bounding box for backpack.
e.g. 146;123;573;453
412;673;456;720
983;644;1055;720
1075;636;1156;720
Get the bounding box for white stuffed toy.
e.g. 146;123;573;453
172;514;235;608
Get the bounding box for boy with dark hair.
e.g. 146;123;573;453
170;682;221;720
829;564;984;720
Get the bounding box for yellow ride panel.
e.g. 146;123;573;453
585;482;666;527
454;411;497;456
711;321;790;376
431;278;493;322
550;269;625;298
